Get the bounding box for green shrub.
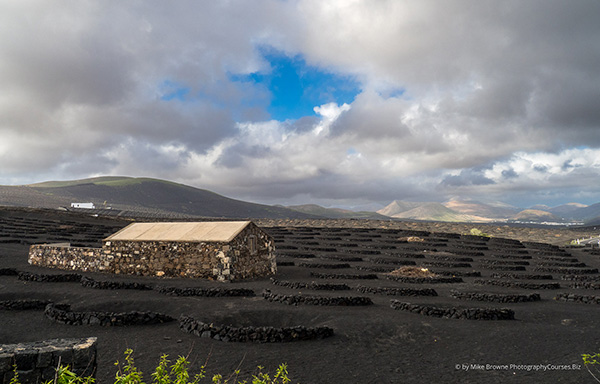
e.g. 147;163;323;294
7;349;296;384
469;228;490;237
583;353;600;382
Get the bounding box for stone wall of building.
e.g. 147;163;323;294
28;223;276;282
0;338;97;383
102;239;224;279
28;244;108;272
225;223;277;281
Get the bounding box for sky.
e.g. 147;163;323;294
1;0;600;210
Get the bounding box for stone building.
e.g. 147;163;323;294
29;221;276;282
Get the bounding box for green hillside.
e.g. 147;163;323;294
6;176;315;219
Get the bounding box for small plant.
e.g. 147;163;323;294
6;350;296;384
51;365;95;384
9;365;19;384
569;239;585;246
252;364;292;384
114;349;144;384
583;353;600;382
469;228;490;237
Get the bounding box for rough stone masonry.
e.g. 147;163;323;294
28;221;276;282
0;337;97;383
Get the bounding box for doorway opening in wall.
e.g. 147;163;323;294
248;235;257;255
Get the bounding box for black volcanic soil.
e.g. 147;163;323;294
1;208;600;383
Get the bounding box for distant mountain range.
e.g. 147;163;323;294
1;176;599;224
284;204;389;220
376;199;600;224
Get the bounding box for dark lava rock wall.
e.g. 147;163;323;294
0;337;97;384
179;315;334;342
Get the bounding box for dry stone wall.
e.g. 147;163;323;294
0;338;97;384
28;245;107;272
390;300;515;320
45;303;174;326
103;239;225;279
179;315;334;342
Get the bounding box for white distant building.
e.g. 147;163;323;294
71;202;95;209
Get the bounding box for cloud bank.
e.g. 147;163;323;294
1;0;599;207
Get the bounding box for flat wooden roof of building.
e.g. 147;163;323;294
104;221;252;242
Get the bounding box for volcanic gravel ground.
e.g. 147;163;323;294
1;208;600;383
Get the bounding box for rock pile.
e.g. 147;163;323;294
355;285;437;297
390;300;515;320
262;290;373;306
179;315;334;342
384;275;463;284
155;286;255;297
0;299;51;310
298;262;351;269
567;282;600;290
561;275;600;281
18;272;82;283
270;278;351;291
491;273;552;280
474;279;560;290
310;272;378;280
450;290;541;303
534;267;598;274
80;276;153;290
44;303;174;326
554;293;600;304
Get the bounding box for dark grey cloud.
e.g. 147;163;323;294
441;169;495;187
1;1;600;207
216;143;273;169
231;171;438;207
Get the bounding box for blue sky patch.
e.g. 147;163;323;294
381;88;406;99
159;80;190;101
230;47;361;121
